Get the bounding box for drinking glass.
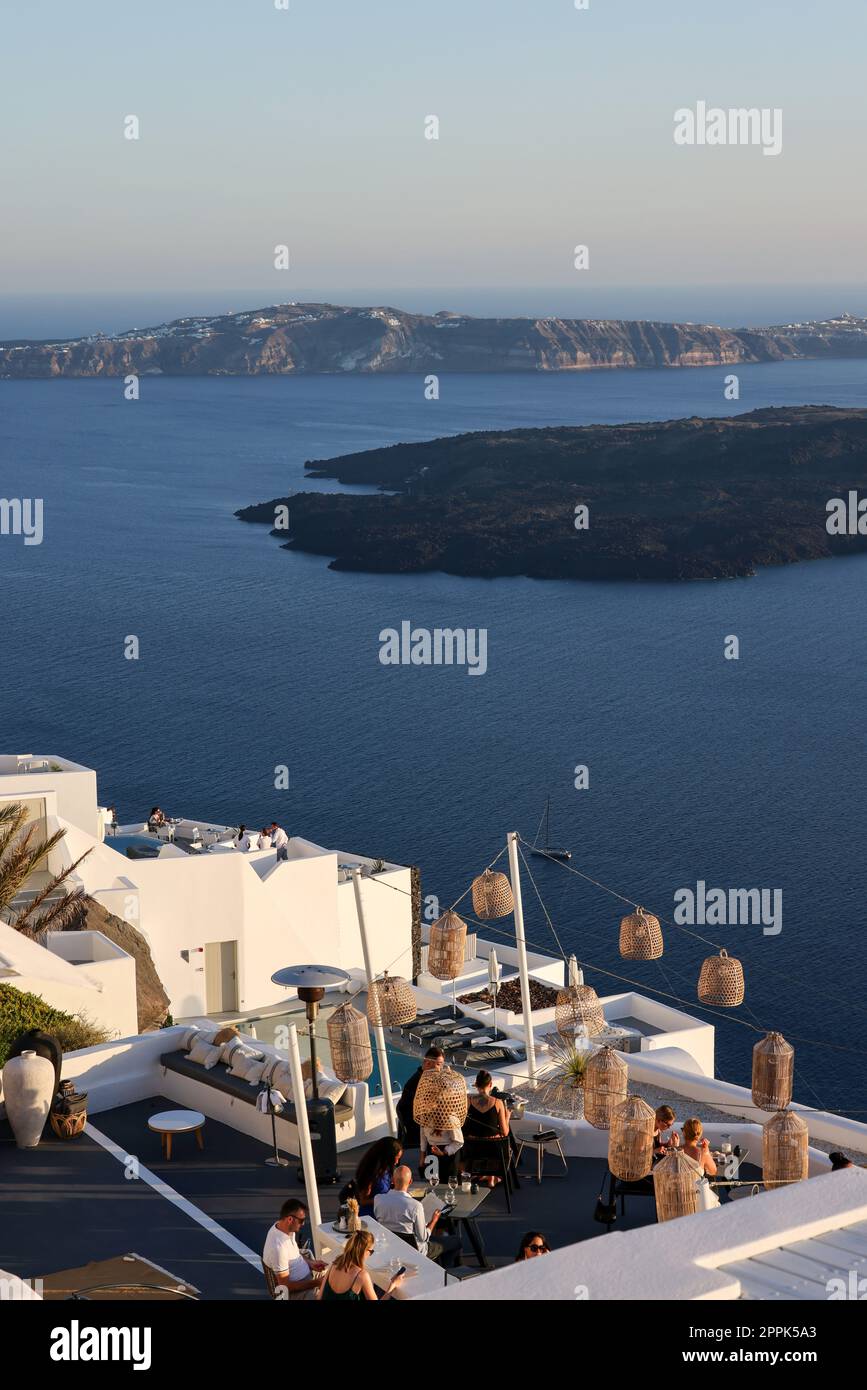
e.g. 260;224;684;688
448;1173;458;1200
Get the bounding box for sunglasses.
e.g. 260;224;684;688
528;1243;547;1252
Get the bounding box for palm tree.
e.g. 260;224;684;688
0;801;91;939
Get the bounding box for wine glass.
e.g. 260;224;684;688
447;1172;458;1202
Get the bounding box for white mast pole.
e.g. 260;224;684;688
351;867;398;1137
507;831;537;1081
286;1022;323;1257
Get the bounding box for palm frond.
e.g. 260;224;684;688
10;848;93;937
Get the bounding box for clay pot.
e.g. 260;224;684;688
3;1050;55;1148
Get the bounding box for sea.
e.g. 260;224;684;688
1;358;865;1111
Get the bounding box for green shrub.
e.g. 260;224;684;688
0;983;110;1068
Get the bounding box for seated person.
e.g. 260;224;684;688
681;1118;718;1176
420;1118;464;1185
344;1136;403;1217
235;824;253;851
515;1231;551;1261
257;826;272;850
464;1069;509;1185
396;1046;444;1153
652;1105;678;1161
374;1166;461;1267
147;806;166;831
316;1231;404;1301
262;1198;327;1300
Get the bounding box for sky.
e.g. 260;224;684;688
1;0;865;324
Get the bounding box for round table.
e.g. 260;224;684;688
148;1109;206;1160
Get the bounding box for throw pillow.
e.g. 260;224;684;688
188;1038;222;1069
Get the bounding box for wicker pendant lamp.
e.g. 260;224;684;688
752;1032;794;1112
654;1148;701;1223
412;1066;468;1131
427;909;467;981
697;949;745;1007
609;1095;656;1181
762;1108;808;1187
367;972;417;1028
556;957;605;1039
471;868;514;920
619;906;664;961
326;1002;373;1083
583;1045;628;1129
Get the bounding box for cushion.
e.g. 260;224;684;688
317;1075;347;1106
243;1059;269;1087
187;1038;222;1069
259;1056;281;1084
220;1035;245;1064
270;1061;295;1098
178;1026;201;1051
228;1047;266;1082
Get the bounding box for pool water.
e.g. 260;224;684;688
238;1000;423;1095
104;833;163;858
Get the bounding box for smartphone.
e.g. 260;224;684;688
395;1265;407;1277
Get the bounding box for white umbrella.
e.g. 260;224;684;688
567;954;584;988
488;949;501;1037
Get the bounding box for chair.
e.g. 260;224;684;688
461;1136;514;1212
263;1264;280;1299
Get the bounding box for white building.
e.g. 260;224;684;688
0;753;415;1029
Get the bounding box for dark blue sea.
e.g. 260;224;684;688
2;360;865;1111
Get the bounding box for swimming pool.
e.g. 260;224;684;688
105;832;163;858
238;998;427;1095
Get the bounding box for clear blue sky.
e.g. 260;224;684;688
1;0;864;300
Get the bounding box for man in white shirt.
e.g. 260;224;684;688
373;1165;461;1266
262;1198;326;1300
270;822;290;861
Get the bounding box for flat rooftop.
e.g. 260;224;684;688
2;1096;738;1298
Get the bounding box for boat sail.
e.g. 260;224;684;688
530;797;571;862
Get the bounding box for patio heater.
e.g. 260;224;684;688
270;964;350;1100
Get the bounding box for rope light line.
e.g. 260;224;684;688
515;833;867;1024
517;841;569;961
333;844;867;1075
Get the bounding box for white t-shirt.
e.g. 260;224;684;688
373;1190;429;1257
257;833;272;850
237;833;253;851
262;1223;309;1282
271;827;289;850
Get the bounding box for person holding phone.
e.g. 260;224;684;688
374;1165;462;1267
316;1231;404;1301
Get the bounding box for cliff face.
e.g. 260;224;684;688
2;302;867;378
237;406;867;582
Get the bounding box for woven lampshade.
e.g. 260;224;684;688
619;906;664;961
427;909;467;981
752;1032;794;1112
609;1095;656;1181
326;1003;373;1083
471;868;515;920
583;1045;629;1129
697;949;745;1007
555;981;604;1040
412;1066;468;1130
654;1148;701;1223
367;972;417;1028
762;1108;808;1187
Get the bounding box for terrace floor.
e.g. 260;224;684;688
1;1097;763;1298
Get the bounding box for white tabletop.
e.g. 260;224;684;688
317;1216;449;1300
148;1110;206;1133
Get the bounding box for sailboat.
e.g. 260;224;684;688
530;797;572;861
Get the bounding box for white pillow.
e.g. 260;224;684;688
270;1061;295;1099
228;1047;265;1081
220;1035;244;1064
188;1039;221;1069
318;1076;347;1106
178;1026;201;1051
243;1059;269;1087
259;1056;280;1084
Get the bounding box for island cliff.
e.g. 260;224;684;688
2;303;867;378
